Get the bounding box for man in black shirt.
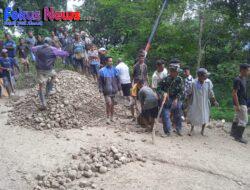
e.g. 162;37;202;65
231;63;249;144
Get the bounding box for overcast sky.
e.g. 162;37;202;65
67;0;85;11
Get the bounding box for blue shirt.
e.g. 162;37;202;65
4;40;16;58
98;66;121;95
0;57;17;77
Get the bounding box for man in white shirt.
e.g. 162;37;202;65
152;60;168;90
116;58;132;100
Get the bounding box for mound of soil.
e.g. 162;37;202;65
7;70;126;130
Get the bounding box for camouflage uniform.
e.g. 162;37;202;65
157;75;184;134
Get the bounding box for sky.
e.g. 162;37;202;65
67;0;85;11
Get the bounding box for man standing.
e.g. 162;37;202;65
138;81;159;132
98;47;107;68
231;64;249;144
188;68;219;136
73;33;87;73
61;31;73;67
157;64;184;136
152;59;168;90
51;31;62;49
4;34;16;59
0;49;19;96
99;57;121;124
31;38;69;110
25;31;37;62
132;56;148;86
116;58;132;99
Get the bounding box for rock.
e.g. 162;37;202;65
36;173;46;181
68;170;77;181
83;170;93;178
59;185;66;190
99;166;108;174
51;180;60;188
119;157;127;164
79;180;91;188
37;181;43;186
72;154;78;160
91;183;97;189
84;164;91;171
78;163;85;171
110;146;118;154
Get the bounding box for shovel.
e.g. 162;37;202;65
7;69;15;94
152;93;168;144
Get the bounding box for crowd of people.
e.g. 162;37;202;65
0;29;249;145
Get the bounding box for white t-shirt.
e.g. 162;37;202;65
151;68;168;88
116;62;131;84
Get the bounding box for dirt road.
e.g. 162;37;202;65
0;92;250;190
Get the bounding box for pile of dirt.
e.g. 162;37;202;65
34;146;146;190
7;70;126;130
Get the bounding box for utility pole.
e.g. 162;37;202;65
144;0;169;58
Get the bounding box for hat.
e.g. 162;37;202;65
169;63;180;71
240;63;250;70
170;58;181;65
99;47;106;51
1;49;8;53
197;68;210;76
44;37;52;44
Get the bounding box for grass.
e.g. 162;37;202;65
210;107;235;122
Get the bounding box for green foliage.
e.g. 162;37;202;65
210;107;234;122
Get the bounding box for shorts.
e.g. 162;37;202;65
141;106;159;119
104;95;115;105
36;69;56;84
90;64;99;75
121;83;132;97
233;105;248;127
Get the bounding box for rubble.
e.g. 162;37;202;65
34;146;146;189
7;70;126;130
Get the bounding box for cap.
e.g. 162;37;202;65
170;58;181;65
169;63;180;71
44;37;52;44
240;63;250;70
99;47;106;51
197;68;210;76
1;49;8;53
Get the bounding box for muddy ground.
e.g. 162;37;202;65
0;90;250;190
